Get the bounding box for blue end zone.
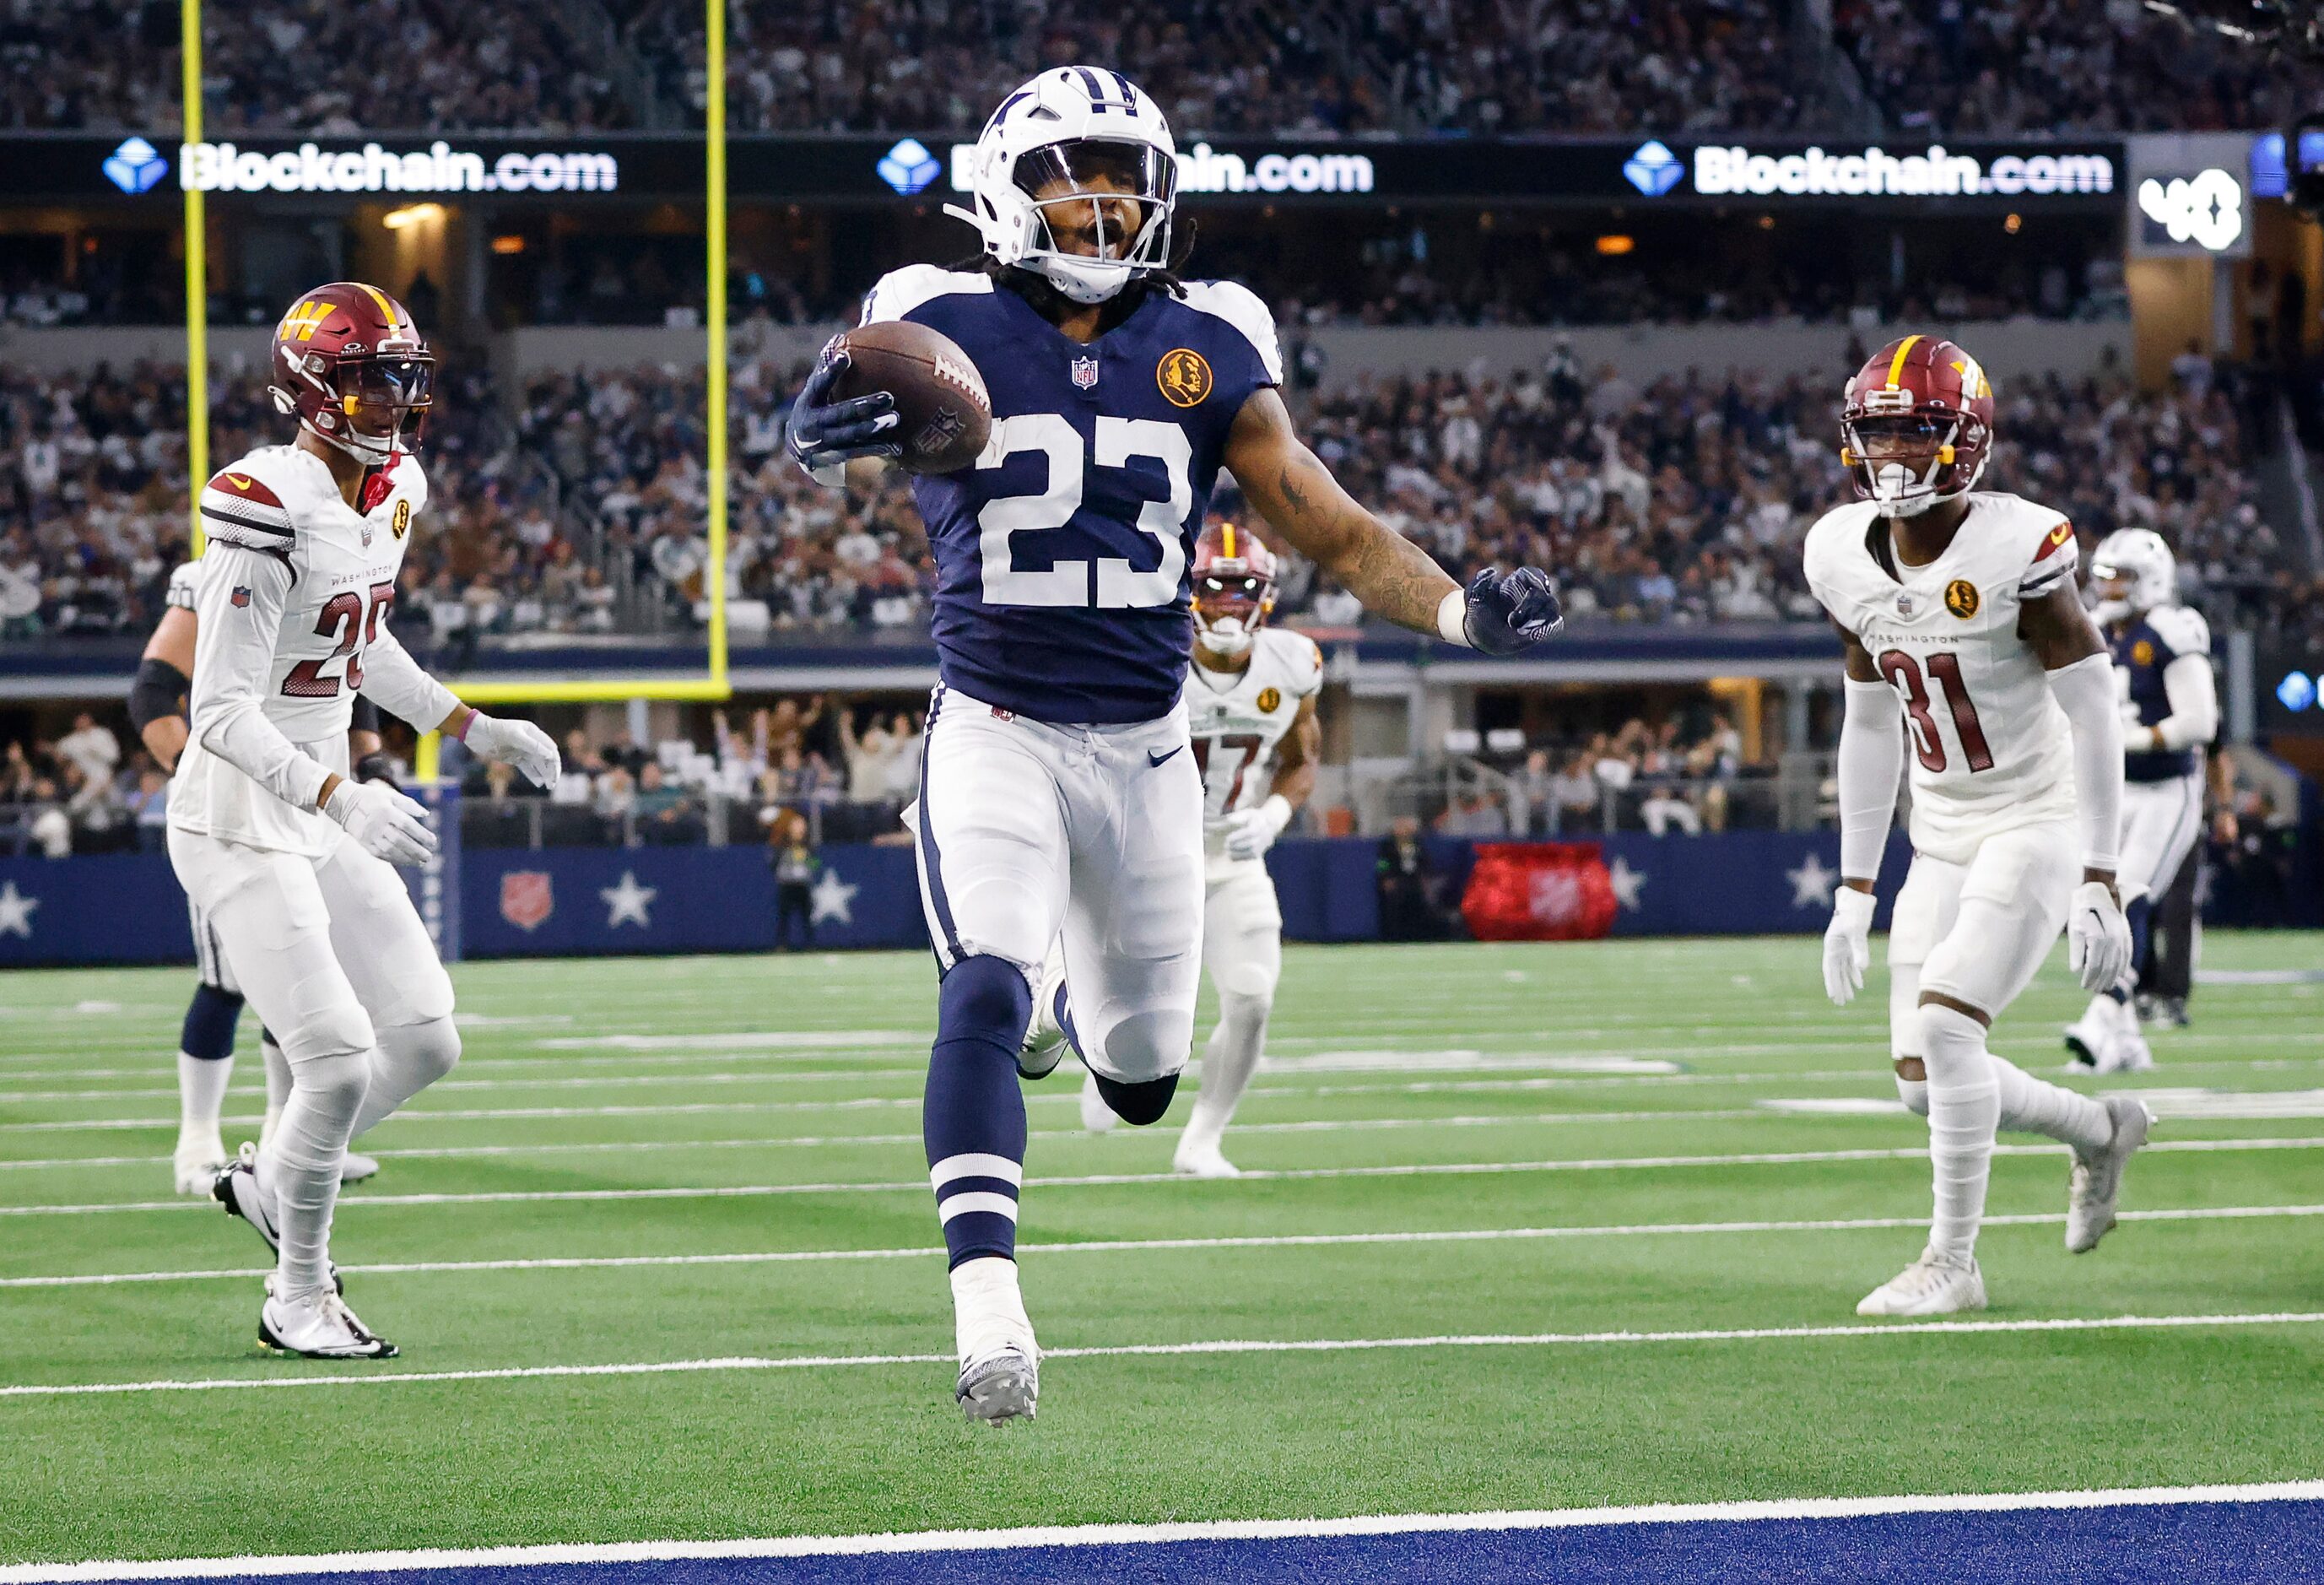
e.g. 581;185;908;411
95;1499;2324;1585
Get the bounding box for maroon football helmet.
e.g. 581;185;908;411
1840;334;1995;517
1191;520;1277;658
268;281;435;464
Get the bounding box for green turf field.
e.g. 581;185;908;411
2;934;2320;1567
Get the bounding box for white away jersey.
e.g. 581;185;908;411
170;445;426;855
165;559;203;610
1186;628;1322;870
1803;492;2079;863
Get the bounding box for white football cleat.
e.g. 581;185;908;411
213;1141;279;1252
259;1287;397;1359
1017;947;1071;1081
2100;1025;2155;1074
2062;997;2121;1068
1078;1069;1117;1133
2067;1095;2154;1253
1172;1135;1240;1178
341;1150;381;1185
173;1131;229;1196
955;1342;1038;1425
1856;1247;1987;1317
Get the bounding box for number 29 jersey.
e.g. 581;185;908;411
859;265;1282;727
170;443;423;857
1803;492;2078;864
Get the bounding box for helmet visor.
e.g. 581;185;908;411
341;353;435;443
1018;139;1175;264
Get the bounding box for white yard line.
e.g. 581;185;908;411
3;1138;2319;1218
8;1483;2324;1582
3;1204;2315;1290
5;1312;2323;1405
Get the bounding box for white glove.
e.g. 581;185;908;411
1223;794;1293;862
1821;884;1877;1006
323;777;436;867
2067;879;2134;993
460;711;561;788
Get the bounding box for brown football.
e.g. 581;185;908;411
826;320;992;476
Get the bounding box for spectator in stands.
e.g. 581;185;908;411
127;765;170;852
768;809;820;951
1640;784;1703;837
53;711;116;787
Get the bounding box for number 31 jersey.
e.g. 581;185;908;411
170;443;423;856
860;264;1281;727
1803;491;2078;864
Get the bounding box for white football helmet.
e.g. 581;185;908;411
943;67;1177;306
2089;528;2175;625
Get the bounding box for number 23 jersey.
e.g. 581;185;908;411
860;265;1282;726
1803;491;2078;863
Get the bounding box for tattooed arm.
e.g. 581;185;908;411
1224;387;1460;635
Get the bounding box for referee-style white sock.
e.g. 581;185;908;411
176;1052;233;1139
349;1016;462;1136
1992;1056;2112;1151
269;1050;369;1300
1919;1003;2000;1264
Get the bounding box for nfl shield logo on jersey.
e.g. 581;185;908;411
500;871;554;932
1071;355;1100;391
1894;592;1917;617
230;586;251;609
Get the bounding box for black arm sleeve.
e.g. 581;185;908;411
127;657;190;734
349;695;381;734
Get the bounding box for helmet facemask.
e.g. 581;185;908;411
275;346;435;464
1013;139;1176;305
1192;570;1272;659
1842;405;1984;519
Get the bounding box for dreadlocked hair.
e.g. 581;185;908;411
948;217;1197;333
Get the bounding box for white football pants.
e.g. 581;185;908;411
911;683;1205;1085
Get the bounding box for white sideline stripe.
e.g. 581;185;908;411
537;1031;926;1050
7;1313;2324;1405
0;1111;1777;1171
8;1483;2322;1584
5;1137;2320;1217
6;1204;2316;1290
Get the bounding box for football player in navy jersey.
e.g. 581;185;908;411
786;67;1563;1424
2062;529;2218;1073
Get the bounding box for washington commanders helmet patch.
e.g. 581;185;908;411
1257;686;1282;713
1944;579;1980;619
1158;348;1213;408
392;499;411;539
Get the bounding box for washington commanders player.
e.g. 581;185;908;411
175;282;558;1358
2061;528;2217;1072
1067;522;1321;1177
132;557;393;1194
1808;335;2152;1317
787;68;1562;1422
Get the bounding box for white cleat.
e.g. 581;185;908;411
1856;1247;1987;1317
2101;1026;2156;1074
1017;947;1072;1081
173;1132;230;1196
2062;999;2120;1068
1078;1069;1117;1133
213;1141;279;1253
259;1287;397;1359
2067;1095;2154;1253
955;1343;1038;1425
1171;1136;1240;1178
341;1150;381;1185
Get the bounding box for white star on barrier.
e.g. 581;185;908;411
0;880;35;939
1606;856;1646;911
1787;852;1841;910
809;869;859;926
601;870;657;928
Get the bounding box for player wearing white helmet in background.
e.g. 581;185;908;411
2061;528;2219;1072
1808;334;2151;1320
178;281;559;1360
1068;522;1323;1177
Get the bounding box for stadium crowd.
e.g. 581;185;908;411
0;344;2299;646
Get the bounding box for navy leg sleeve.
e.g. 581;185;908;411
924;955;1031;1270
179;983;244;1061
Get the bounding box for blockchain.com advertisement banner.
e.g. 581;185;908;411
8;131;2125;209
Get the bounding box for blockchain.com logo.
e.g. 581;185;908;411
1623;139;1684;197
102;136;170;194
877;138;942;196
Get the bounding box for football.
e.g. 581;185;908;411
826;319;992;475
